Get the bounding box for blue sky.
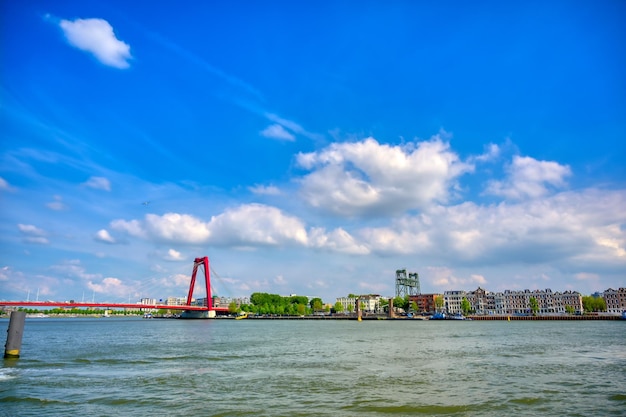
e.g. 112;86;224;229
1;0;624;304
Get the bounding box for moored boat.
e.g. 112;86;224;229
430;312;446;320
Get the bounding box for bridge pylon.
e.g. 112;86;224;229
186;256;212;310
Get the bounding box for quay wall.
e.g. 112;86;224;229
468;314;622;321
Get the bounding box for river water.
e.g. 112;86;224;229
1;317;625;416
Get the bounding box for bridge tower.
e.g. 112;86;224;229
185;256;212;310
395;268;420;298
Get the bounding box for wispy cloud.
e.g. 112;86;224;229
46;195;68;211
17;224;49;244
260;124;295;141
265;113;324;141
249;184;281;195
144;30;263;101
469;143;500;163
58;17;132;69
0;177;15;191
83;176;111;191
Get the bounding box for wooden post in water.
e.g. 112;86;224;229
4;311;26;359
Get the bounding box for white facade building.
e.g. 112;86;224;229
336;295;381;313
443;290;466;314
603;288;626;314
448;288;583;315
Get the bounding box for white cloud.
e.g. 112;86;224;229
83;176;111;191
50;260;102;284
260;124;295;141
110;218;145;238
46;195;67;211
18;224;46;236
59;18;132;69
265;113;323;141
87;277;132;298
309;227;370;255
109;203;370;255
249;184;281;195
111;204;307;247
143;213;211;243
208;204;308;246
296;134;473;216
94;229;116;244
485;155;571;199
575;272;600;281
152;273;190;290
470;143;500;163
17;224;49;244
164;249;184;261
428;269;489;290
361;188;626;272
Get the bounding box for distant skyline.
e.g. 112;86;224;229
1;1;624;304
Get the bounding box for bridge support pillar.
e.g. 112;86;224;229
4;311;26;359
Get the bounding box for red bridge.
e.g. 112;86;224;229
0;257;229;317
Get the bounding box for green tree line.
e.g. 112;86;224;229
238;292;314;316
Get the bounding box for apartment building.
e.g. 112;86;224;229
408;293;441;313
603;288;626;313
443;290;466;314
456;288;584;315
336;294;381;313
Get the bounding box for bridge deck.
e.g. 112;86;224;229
0;301;229;312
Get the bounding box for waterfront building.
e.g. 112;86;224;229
408;293;441;314
466;287;489;315
559;291;583;314
443;290;466;314
194;297;208;307
140;298;157;306
455;288;583;316
493;292;506;315
211;296;250;308
166;296;188;306
503;289;531;315
603;288;626;313
336;294;381;313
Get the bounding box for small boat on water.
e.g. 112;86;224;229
235;313;248;320
430;312;446;320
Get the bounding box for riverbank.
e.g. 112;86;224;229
468;314;624;320
217;314;625;321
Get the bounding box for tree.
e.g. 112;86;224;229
582;296;606;312
228;301;239;314
393;296;408;311
333;302;344;314
434;295;444;311
296;303;306;315
529;297;539;316
461;298;472;315
565;305;575;315
310;297;323;311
